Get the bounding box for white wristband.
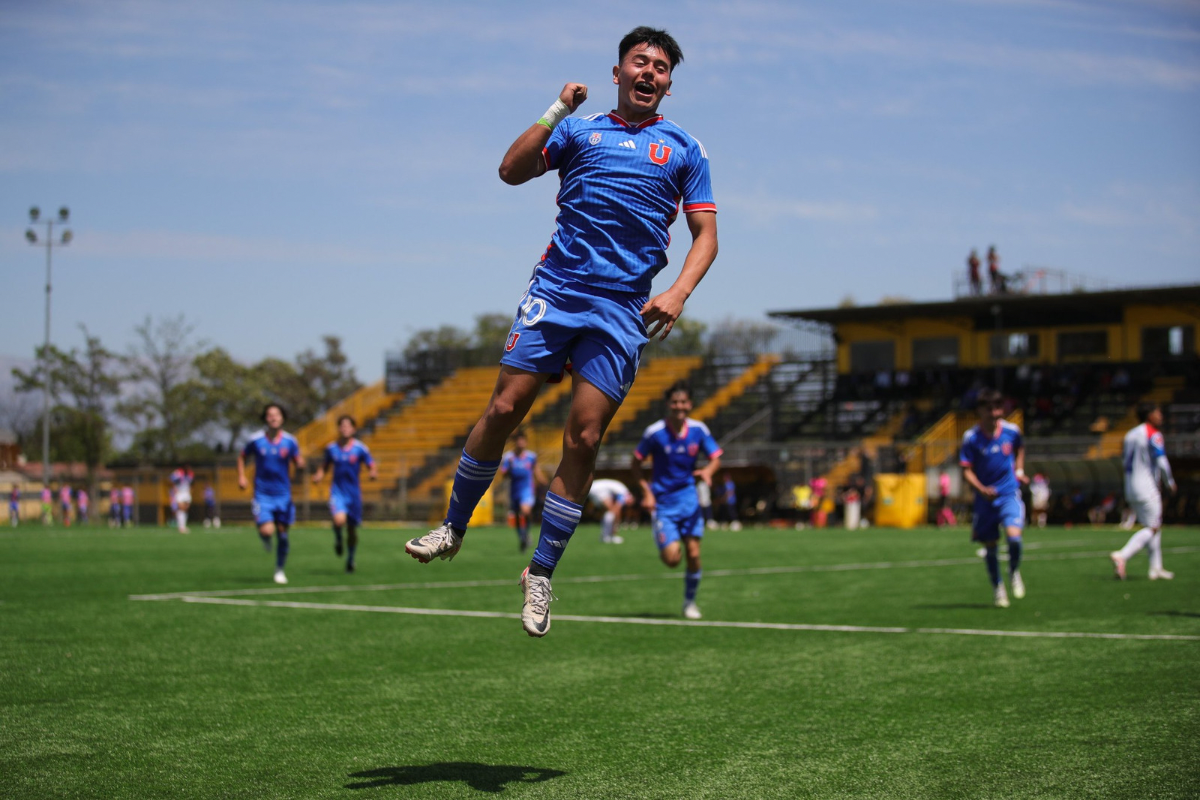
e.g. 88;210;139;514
1015;469;1025;478
537;98;571;130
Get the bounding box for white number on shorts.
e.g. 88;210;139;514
519;294;547;327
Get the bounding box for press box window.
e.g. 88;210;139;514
912;337;959;368
1143;325;1195;359
849;340;895;373
1057;330;1108;359
990;332;1039;361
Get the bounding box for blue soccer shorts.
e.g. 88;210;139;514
510;486;535;510
500;266;648;403
328;488;363;525
253;494;295;528
653;503;705;551
971;491;1025;542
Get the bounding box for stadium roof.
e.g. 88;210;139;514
768;284;1200;330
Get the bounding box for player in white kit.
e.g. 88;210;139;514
1110;403;1177;580
170;466;195;534
588;478;631;544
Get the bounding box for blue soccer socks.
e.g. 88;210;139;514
984;545;1001;587
444;451;500;533
684;570;702;603
530;492;582;576
276;530;290;570
1007;535;1023;575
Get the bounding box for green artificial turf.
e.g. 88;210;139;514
2;522;1198;798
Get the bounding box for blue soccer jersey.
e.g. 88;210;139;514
243;430;301;497
324;439;374;499
959;421;1024;498
501;450;538;503
634;418;723;507
541;112;716;294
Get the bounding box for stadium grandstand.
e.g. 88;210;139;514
89;281;1198;530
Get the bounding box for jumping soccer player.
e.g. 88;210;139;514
311;415;376;573
499;431;544;552
631;381;723;619
1111;402;1177;580
587;478;631;544
960;389;1029;608
238;403;304;584
170;465;195;534
404;26;718;639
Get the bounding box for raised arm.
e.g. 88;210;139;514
641;210;718;340
498;83;588;186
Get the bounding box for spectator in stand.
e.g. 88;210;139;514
1030;474;1050;528
76;487;89;525
967;249;982;295
987;245;1003;294
936;468;956;527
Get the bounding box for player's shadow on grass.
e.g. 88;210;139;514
1149;610;1200;619
346;763;566;793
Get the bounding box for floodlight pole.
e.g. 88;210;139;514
25;206;72;490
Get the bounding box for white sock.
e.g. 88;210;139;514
1117;528;1153;561
1147;531;1163;573
176;509;187;530
602;511;615;541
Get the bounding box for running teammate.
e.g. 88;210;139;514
499;431;544;552
631;381;723;619
311;415;376;573
1111;402;1177;580
8;485;18;527
170;465;195;534
960;389;1029;608
403;27;717;638
238;403;305;584
587;478;631;544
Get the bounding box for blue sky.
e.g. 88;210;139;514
2;0;1197;383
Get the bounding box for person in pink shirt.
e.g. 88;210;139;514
121;486;135;527
59;485;73;526
41;487;52;526
76;488;90;525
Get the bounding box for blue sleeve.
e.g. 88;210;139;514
959;435;974;468
543;117;576;173
1013;428;1024;452
499;453;511;475
634;432;654;461
242;440;256;460
360;443;375;467
702;430;722;458
680;136;715;213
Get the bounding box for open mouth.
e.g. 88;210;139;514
633;80;656;100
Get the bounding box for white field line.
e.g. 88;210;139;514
128;546;1200;602
177;596;1200;642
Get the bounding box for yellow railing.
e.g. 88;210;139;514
295;380;403;458
1087;377;1182;459
692;354;781;423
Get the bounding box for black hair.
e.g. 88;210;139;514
337;414;357;428
261;402;287;423
619;26;684;70
664;379;692;402
514;429;528;440
976;388;1002;409
1136;401;1159;423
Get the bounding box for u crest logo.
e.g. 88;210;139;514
505;332;520;352
648;143;672;165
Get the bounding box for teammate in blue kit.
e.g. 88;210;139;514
405;26;718;638
960;389;1029;608
500;431;544;552
311;415;377;573
631;381;723;619
237;403;305;585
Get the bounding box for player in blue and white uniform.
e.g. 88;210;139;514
311;415;377;573
587;478;631;544
405;27;718;639
631;381;723;619
170;466;194;534
8;485;19;527
238;403;305;585
499;431;544;552
960;389;1030;608
1111;402;1177;580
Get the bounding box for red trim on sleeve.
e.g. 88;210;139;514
541;147;551;171
959;460;972;468
633;450;646;461
683;203;717;213
709;448;725;459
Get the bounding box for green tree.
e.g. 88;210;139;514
119;315;205;463
644;316;708;357
296;335;361;415
12;326;122;490
185;347;264;452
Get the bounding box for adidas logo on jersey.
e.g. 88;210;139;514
619;140;636;150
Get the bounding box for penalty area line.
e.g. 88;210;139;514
176;596;1200;642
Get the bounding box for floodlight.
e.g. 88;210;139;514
61;230;73;244
26;229;37;243
58;207;69;222
29;206;40;222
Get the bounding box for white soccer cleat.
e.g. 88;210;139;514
1149;569;1175;580
273;569;287;585
682;601;702;620
994;584;1010;608
1011;570;1025;599
405;523;463;563
1109;552;1126;581
610;535;624;545
519;567;555;638
976;547;988;558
